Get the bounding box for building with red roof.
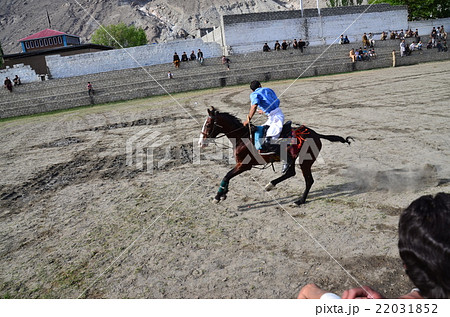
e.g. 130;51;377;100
18;28;81;53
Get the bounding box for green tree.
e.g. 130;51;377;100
327;0;364;7
369;0;450;20
91;23;147;49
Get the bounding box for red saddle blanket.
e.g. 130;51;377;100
288;125;311;158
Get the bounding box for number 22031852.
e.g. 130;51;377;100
376;303;438;314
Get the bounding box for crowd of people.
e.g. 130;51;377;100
173;48;204;69
262;39;307;53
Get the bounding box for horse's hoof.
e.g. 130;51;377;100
265;183;275;191
213;197;220;204
293;198;305;206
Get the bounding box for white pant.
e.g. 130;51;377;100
264;107;284;139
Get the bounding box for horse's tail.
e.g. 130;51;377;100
316;133;354;145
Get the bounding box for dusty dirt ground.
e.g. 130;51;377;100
0;61;449;299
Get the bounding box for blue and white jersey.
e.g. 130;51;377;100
250;87;280;115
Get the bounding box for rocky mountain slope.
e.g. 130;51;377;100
0;0;366;54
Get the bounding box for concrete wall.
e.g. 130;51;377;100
46;38;222;79
0;64;40;83
220;4;408;54
409;18;450;38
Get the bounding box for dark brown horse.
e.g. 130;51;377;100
199;107;352;205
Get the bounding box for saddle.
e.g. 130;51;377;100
254;121;292;150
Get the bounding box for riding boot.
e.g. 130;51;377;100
259;137;278;155
282;153;294;174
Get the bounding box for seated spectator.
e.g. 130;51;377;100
281;40;288;50
369;48;377;59
441;25;448;40
368;33;375;47
181;52;188;62
399;29;405;39
263;43;271;52
362;33;370;47
221;55;231;70
197;49;204;64
405;28;414;38
4;77;13;92
349;48;356;63
13;75;21;86
343;36;350;44
355;49;362;61
298;39;306;52
390;30;396;40
173;52;180;68
292;39;298;49
417;41;423;50
298;193;450;299
339;35;345;44
274;40;281;51
189;50;196;61
380;31;387;41
167;71;173;79
409;41;416;51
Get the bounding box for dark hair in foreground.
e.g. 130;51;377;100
250;80;261;91
398;192;450;299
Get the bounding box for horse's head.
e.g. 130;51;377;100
198;107;223;148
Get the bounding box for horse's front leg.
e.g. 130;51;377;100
215;163;252;203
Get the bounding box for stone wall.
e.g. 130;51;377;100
46;38;222;79
219;4;408;54
0;64;40;83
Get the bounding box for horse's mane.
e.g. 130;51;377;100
215;110;243;128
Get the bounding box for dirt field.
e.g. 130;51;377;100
1;61;449;299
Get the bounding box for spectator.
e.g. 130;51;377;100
414;28;420;42
368;32;375;47
400;39;406;57
339;35;345;44
437;41;444;52
189;50;196;61
292;39;298;49
197;49;204;64
427;40;433;49
441;25;447;40
274;40;281;51
173;52;180;68
349;48;356;63
167;71;173;79
369;48;377;59
431;27;437;46
298;193;450;299
281;40;288;50
392;50;396;67
399;29;405;39
13;75;21;86
87;82;93;96
409;41;416;52
298;39;306;52
263;43;271;52
417;41;423;50
443;40;448;52
380;31;387;41
390;30;396;40
221;55;230;70
181;52;188;62
362;33;370;47
4;77;13;92
343;36;350;44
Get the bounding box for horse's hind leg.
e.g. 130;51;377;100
294;162;314;205
265;161;296;191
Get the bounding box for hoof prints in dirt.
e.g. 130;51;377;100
35;137;84;149
0;143;195;210
86;115;194;131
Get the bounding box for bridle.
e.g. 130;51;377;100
202;115;225;139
